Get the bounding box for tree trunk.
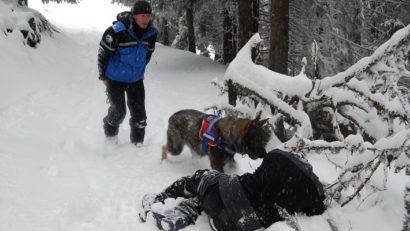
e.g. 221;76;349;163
238;0;254;49
160;18;170;46
18;0;28;6
269;0;289;74
252;0;259;33
229;0;256;106
227;80;238;106
223;8;234;64
186;1;196;53
157;0;170;46
232;13;238;55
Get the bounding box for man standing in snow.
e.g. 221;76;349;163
98;1;158;146
139;149;326;231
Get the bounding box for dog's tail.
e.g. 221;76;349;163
161;145;168;160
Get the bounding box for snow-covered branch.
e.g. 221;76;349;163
320;25;410;89
273;203;302;231
214;25;410;209
218;25;410;146
1;0;58;47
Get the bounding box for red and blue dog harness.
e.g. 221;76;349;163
198;115;235;156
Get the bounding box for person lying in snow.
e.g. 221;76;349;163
139;149;326;231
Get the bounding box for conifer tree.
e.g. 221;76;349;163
269;0;289;74
403;182;410;231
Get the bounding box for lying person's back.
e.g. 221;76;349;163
239;149;326;228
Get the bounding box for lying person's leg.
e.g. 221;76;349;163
151;197;202;231
201;182;238;231
139;169;208;221
139;170;219;230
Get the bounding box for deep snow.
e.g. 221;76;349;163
0;0;407;231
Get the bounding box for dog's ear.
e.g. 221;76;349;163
237;120;253;142
256;118;269;127
254;111;262;122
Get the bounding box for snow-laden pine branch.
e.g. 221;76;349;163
212;24;410;209
1;0;57;47
214;24;410;154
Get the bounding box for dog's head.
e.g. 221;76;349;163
240;117;271;159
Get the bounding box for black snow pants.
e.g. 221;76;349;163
142;170;256;231
141;169;227;231
103;79;146;143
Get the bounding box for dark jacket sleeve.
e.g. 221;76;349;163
98;26;119;80
145;32;157;65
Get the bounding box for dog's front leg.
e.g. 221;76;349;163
209;150;225;172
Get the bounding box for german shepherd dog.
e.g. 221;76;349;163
162;109;271;172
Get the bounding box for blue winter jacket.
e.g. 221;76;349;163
98;12;159;83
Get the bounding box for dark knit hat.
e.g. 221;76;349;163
132;1;152;15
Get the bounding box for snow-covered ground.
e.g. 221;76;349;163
0;0;407;230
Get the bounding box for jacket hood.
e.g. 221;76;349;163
116;11;131;25
115;11;153;35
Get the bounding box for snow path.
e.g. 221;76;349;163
0;27;407;231
0;28;228;230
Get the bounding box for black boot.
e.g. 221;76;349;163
152;198;200;231
103;119;119;137
139;193;167;222
152;208;194;231
130;120;146;145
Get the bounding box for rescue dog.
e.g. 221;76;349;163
162;109;271;172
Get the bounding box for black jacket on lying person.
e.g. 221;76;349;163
139;149;326;231
239;149;326;227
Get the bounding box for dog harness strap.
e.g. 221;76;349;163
199;115;221;155
205;116;220;136
218;145;236;157
203;132;216;142
199;115;237;157
219;174;263;231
